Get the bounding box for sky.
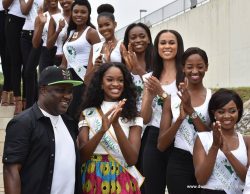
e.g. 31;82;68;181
90;0;175;30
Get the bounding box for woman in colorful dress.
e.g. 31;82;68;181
158;47;211;194
193;88;250;194
78;62;143;194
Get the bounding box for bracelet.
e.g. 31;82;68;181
78;120;88;130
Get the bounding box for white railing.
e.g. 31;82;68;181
115;0;209;40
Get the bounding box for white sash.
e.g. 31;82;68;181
83;107;145;187
213;151;244;194
176;119;197;154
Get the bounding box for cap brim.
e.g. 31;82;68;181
48;80;83;86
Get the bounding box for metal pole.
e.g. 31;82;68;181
139;9;147;23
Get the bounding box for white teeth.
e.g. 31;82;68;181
135;45;143;48
111;89;120;93
191;76;199;80
61;102;68;106
223;121;232;125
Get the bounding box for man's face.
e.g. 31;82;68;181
41;83;73;115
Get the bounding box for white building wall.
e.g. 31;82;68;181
150;0;250;88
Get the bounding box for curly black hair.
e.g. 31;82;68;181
81;62;138;120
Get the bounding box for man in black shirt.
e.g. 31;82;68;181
3;66;83;194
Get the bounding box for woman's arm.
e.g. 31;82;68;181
47;17;65;49
19;0;34;15
32;11;47;48
3;0;14;10
140;88;154;124
78;108;116;162
193;136;219;185
193;123;222;185
78;126;105;162
59;54;67;69
78;113;107;162
113;122;142;166
178;82;209;132
86;28;100;45
83;48;94;85
158;98;185;151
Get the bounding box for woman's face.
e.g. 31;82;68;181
46;0;58;9
97;16;116;41
158;32;178;61
72;5;89;26
128;26;150;54
183;54;208;85
214;100;239;130
59;0;73;11
102;67;124;101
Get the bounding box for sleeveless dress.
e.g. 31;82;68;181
63;26;91;80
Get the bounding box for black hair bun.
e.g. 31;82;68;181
97;4;114;14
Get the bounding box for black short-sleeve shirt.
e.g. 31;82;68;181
2;103;81;194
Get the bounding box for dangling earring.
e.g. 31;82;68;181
214;116;217;121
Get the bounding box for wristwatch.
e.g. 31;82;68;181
190;111;198;119
160;92;168;100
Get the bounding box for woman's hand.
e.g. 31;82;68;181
212;121;223;149
101;99;127;131
120;43;138;72
94;54;103;68
103;41;115;62
144;76;163;97
37;7;47;25
58;18;65;32
177;79;193;115
111;99;126;124
101;107;116;132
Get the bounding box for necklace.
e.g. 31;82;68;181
72;31;78;39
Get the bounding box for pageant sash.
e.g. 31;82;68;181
83;107;145;187
213;152;244;194
176;119;197;154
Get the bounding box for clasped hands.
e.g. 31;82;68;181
95;41;116;67
101;99;127;132
212;121;230;154
177;79;195;121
